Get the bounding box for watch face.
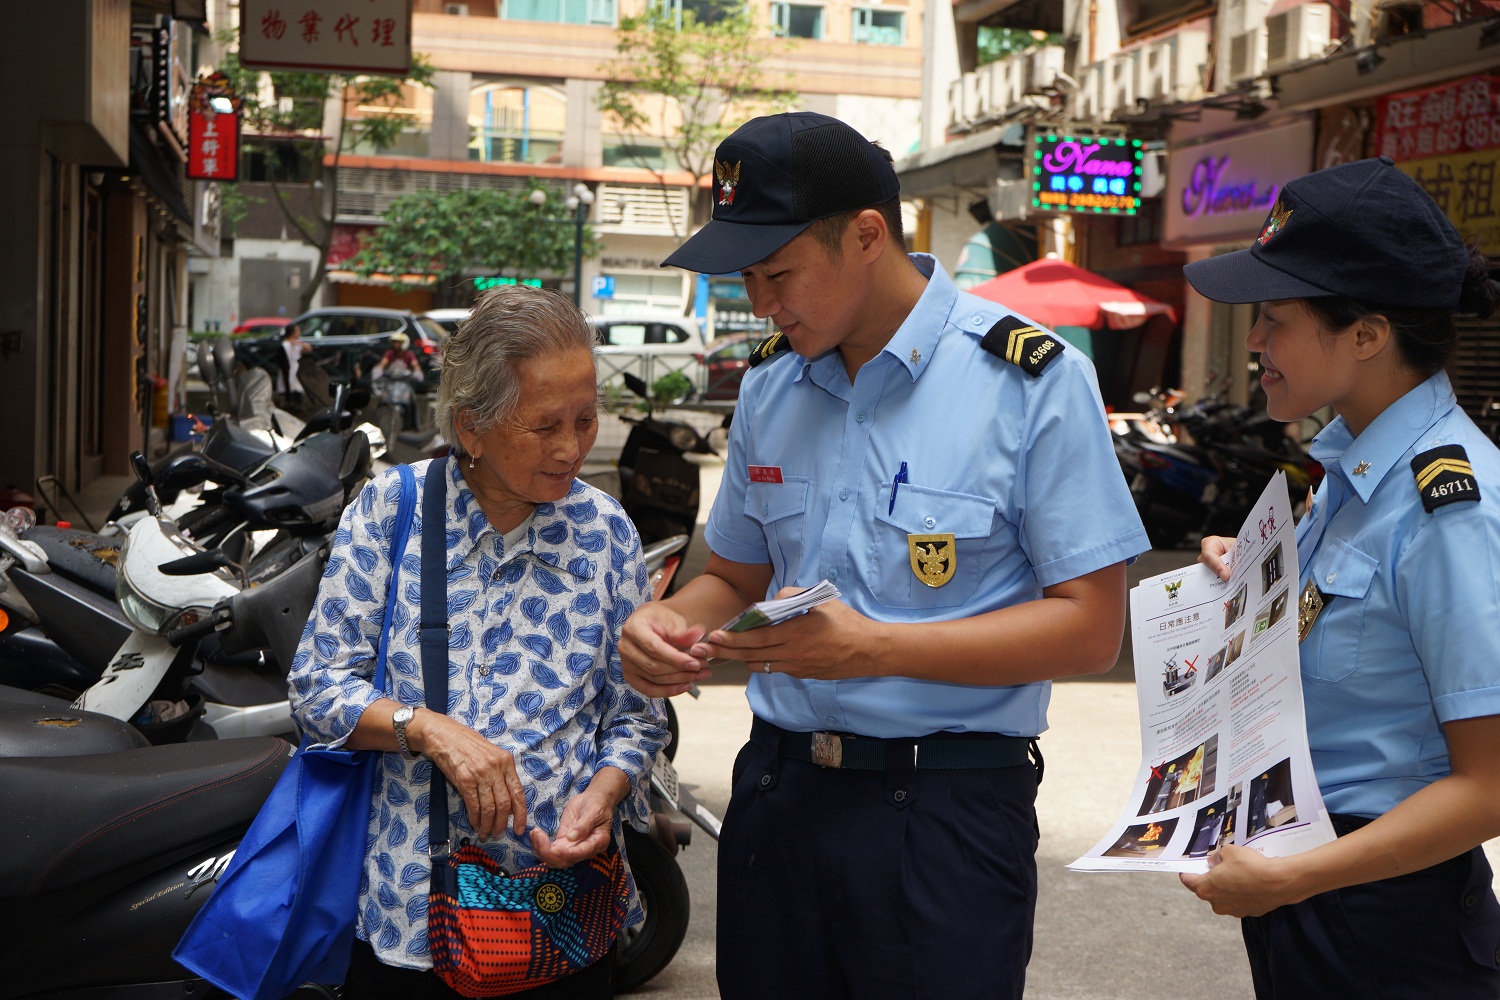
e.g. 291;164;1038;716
394;706;413;724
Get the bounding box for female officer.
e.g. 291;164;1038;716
1180;157;1500;997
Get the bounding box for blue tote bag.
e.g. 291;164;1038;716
174;463;417;1000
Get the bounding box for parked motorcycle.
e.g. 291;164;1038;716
617;373;719;585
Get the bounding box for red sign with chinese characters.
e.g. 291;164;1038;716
1376;75;1500;162
188;106;241;181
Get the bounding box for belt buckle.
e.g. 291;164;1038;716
811;732;843;768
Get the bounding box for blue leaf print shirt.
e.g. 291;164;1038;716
287;458;669;970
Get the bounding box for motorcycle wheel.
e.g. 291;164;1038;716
614;826;691;993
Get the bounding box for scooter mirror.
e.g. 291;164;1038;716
623;373;650;399
338;430;372;493
196;338;220;387
156;452;214;493
130;452;154;486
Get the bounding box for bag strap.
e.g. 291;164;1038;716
419;457;453;859
373;463;417;695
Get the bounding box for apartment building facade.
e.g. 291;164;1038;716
195;0;926;337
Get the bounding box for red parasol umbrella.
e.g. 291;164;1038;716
966;257;1177;331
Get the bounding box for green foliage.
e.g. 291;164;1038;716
977;27;1062;66
650;371;695;406
598;4;798;234
344;183;601;289
217;182;254;236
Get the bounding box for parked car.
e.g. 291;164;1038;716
235;307;447;391
422;307;472;336
697;334;754;401
588;310;707;401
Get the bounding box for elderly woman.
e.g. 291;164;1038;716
288;285;668;998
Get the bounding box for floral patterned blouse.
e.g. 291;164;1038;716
288;457;668;970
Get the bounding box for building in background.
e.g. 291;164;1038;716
904;0;1499;416
194;0;926;338
2;0;222;500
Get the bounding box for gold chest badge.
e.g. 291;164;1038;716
1297;579;1330;643
908;533;957;587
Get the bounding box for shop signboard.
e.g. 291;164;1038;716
1398;149;1500;254
1376;75;1500;162
1028;132;1143;215
240;0;412;75
187;79;241;182
1164;118;1314;247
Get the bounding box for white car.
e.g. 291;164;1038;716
588;310;707;402
421;308;471;337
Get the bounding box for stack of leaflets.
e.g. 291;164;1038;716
721;579;841;632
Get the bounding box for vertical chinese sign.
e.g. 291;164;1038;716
187;76;242;183
239;0;412;75
1377;75;1500;250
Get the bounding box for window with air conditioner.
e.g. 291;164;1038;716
1229;27;1265;82
1265;3;1331;71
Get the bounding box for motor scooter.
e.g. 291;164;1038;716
617;374;719;585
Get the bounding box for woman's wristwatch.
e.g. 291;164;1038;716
392;705;417;759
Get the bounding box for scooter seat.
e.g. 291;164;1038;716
19;525;121;597
0;737;292;898
0;687;148;757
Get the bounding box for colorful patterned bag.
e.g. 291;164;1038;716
427;843;627;997
414;457;627;997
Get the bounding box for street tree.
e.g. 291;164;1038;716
597;4;798;247
343;184;600;292
216;29;435;311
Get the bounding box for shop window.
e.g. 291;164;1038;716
503;0;616;25
771;2;823;38
852;7;903;45
601;273;686;313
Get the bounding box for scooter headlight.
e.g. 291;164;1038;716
668;426;699;452
114;533;212;635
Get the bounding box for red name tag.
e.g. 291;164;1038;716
748;465;784;484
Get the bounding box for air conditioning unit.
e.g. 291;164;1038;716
971;63;998;118
1221;0;1270;36
445;2;469;13
1025;46;1065;92
1136;28;1209;104
1229;27;1266;82
1104;51;1137;116
947;79;966;129
988;54;1026;112
1074;62;1105;121
1265;3;1331;71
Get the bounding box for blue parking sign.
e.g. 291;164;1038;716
591;276;616;299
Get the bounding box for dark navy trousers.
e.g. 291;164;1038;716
715;724;1041;1000
1242;820;1500;999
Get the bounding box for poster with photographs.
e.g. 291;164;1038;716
1070;473;1336;873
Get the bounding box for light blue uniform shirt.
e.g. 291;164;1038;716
1297;371;1500;817
705;255;1150;738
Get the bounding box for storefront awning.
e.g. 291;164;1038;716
894;124;1027;199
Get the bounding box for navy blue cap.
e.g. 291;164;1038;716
661;112;901;274
1184;156;1467;309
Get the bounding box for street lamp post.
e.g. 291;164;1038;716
530;183;595;307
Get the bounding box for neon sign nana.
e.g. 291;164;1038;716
1029;133;1143;215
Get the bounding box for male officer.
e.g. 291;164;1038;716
618;112;1150;999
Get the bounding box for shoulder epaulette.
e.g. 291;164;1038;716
1411;444;1481;512
747;331;792;368
978;316;1064;377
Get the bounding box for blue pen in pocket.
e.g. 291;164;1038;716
889;461;909;515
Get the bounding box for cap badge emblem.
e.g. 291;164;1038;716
1257;200;1293;246
715;159;741;206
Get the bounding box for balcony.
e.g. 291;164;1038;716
468;126;563;165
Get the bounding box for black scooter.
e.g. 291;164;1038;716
617;374;720;584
